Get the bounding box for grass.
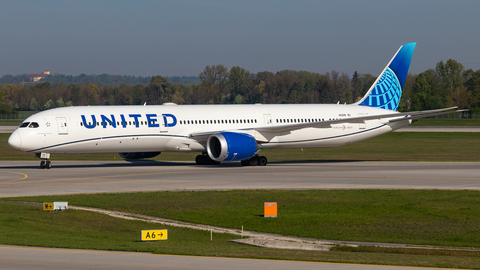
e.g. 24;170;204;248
5;189;480;248
0;119;23;126
1;132;480;162
2;201;480;269
410;118;480;127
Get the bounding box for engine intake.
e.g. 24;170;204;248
207;132;258;162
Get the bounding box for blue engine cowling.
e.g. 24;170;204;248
207;132;258;162
118;152;161;159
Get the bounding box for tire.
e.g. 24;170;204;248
258;156;267;166
248;157;258;166
46;161;52;169
40;161;46;169
195;155;205;165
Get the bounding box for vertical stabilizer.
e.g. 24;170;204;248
355;43;416;111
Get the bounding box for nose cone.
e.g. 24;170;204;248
8;130;22;150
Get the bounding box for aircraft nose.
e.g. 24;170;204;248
8;130;22;150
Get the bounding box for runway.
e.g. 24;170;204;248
1;160;480;197
2;161;479;270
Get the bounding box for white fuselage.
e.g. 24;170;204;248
9;103;410;154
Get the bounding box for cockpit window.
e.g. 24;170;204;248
19;122;30;128
29;122;39;128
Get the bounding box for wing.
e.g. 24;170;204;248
188;107;466;142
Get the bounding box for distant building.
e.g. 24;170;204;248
27;70;50;82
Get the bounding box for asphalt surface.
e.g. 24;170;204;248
1;245;447;270
1;160;480;197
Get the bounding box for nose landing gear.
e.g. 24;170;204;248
40;160;52;169
35;153;52;169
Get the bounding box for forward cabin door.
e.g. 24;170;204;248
56;117;68;135
263;114;273;126
160;116;168;133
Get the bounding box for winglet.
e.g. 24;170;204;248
355;43;416;111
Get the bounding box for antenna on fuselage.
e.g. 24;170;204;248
143;102;146;106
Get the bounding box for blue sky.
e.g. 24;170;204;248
1;0;479;77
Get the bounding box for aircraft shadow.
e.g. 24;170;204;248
0;159;363;170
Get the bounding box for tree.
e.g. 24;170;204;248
146;76;172;104
227;66;250;103
199;65;228;103
29;97;39;111
56;97;66;107
43;99;54;110
351;71;363;102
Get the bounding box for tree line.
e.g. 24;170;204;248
1;59;479;115
0;73;200;86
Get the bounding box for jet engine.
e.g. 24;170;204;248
118;152;161;159
206;132;258;162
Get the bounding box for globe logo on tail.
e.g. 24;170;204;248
358;67;402;111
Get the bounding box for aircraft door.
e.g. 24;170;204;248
56;117;68;135
159;115;168;133
263;114;273;126
358;113;366;129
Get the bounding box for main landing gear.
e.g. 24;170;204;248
35;153;52;169
195;154;268;166
241;155;267;166
195;153;221;165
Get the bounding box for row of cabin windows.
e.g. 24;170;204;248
179;119;257;125
79;117;339;127
276;118;325;123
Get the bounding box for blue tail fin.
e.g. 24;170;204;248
356;43;416;111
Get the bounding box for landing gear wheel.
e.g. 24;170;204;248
40;160;46;169
196;154;220;165
258;156;267;166
46;161;52;169
248;157;258;166
195;155;205;165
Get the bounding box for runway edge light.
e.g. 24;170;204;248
264;202;277;218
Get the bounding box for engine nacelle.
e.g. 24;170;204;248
118;152;161;159
207;132;258;162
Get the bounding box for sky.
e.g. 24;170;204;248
1;0;479;78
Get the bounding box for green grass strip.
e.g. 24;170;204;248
2;202;480;269
5;189;480;248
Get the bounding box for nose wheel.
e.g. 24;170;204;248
40;160;52;169
36;153;52;169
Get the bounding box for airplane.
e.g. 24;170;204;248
8;42;464;169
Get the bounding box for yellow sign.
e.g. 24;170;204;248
141;229;168;241
43;202;53;211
